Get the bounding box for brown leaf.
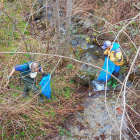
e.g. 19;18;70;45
100;133;105;140
94;136;99;140
116;106;123;114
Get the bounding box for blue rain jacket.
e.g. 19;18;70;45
98;58;115;81
15;62;41;75
39;74;51;98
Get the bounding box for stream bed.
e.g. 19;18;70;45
68;92;129;139
60;38;131;139
60;82;131;140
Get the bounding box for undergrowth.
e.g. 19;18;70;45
0;0;140;139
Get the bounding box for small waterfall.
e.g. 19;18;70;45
92;80;105;91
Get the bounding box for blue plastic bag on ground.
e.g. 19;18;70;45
98;58;115;81
39;74;51;98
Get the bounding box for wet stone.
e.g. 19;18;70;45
93;50;101;57
85;132;90;135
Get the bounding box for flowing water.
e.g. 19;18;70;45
60;80;130;140
61;37;131;139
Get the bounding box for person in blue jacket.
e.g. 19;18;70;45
9;62;47;97
102;40;123;88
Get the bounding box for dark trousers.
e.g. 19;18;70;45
23;81;39;94
20;73;39;95
113;71;119;78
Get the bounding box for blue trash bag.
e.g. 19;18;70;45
39;74;51;98
114;65;121;73
98;58;115;81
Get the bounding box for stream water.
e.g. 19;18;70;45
63;84;130;140
63;35;133;139
57;36;131;139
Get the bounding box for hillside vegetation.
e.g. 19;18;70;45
0;0;140;139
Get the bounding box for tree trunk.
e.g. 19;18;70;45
64;0;72;56
53;0;60;55
1;0;4;9
46;1;48;29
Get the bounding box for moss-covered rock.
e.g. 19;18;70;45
93;51;101;57
128;74;135;81
135;67;140;76
88;38;100;46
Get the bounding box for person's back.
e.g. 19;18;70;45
9;62;47;97
103;42;123;66
99;41;124;88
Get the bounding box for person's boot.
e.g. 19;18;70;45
107;77;114;86
22;92;28;98
39;94;44;103
112;79;117;88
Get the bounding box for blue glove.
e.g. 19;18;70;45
104;55;108;58
43;72;49;76
8;76;12;79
